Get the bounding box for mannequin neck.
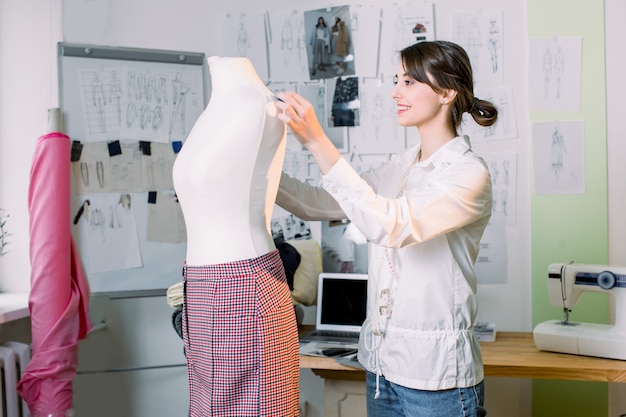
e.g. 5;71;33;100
208;56;265;91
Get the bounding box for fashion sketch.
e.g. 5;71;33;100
530;37;581;111
532;120;585;194
267;10;309;81
378;2;435;81
451;10;503;83
550;123;566;181
78;66;203;143
220;11;269;80
169;72;189;136
237;18;250;56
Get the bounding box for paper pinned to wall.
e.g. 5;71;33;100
378;1;435;80
146;191;187;244
532;120;585;195
529;37;582;111
266;10;310;82
76;193;143;274
221;11;269;80
451;9;504;85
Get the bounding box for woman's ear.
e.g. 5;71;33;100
442;89;458;104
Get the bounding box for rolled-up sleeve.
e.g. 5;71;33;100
320;153;492;249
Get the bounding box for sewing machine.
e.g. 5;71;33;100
533;262;626;360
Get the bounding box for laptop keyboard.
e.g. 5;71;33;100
315;330;359;338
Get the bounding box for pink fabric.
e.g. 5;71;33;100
17;132;92;414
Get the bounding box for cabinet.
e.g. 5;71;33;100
74;291;188;416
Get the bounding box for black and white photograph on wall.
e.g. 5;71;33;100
271;213;312;241
326;76;360;127
304;5;356;80
321;220;368;273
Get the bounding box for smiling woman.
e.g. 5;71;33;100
274;40;498;417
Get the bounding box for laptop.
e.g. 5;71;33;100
300;272;368;344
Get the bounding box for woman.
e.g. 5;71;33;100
274;40;497;417
309;16;330;76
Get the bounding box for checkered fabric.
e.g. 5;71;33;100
182;249;300;417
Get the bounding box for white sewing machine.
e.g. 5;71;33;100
533;262;626;360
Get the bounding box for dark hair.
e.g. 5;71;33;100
399;40;498;135
332;17;341;31
316;16;327;28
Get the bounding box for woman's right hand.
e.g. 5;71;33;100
275;92;324;147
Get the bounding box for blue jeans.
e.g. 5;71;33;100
366;372;487;417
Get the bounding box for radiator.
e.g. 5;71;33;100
0;342;30;417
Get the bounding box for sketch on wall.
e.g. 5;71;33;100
463;84;518;141
60;44;206;283
529;37;582;111
72;141;176;194
349;76;405;155
473;211;508;284
267;10;309;82
75;192;142;274
484;152;518;225
78;67;204;143
378;1;435;80
451;9;504;85
532;120;585;194
221;11;269;80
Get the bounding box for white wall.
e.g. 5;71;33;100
605;1;626;415
0;0;62;292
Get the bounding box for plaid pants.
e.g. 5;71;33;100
182;249;300;417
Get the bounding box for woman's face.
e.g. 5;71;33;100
390;63;446;129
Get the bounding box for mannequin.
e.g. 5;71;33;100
172;56;299;417
173;56;286;264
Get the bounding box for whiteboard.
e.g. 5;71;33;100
59;43;208;294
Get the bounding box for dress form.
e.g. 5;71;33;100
173;56;286;265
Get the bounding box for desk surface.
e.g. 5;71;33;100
0;293;29;324
300;331;626;383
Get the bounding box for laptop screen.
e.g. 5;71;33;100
316;273;368;333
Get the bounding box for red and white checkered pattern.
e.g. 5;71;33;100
182;249;300;416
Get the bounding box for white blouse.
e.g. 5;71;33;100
277;136;492;390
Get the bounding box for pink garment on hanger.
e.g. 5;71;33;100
17;132;92;415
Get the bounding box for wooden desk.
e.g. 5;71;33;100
300;331;626;417
300;331;626;383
